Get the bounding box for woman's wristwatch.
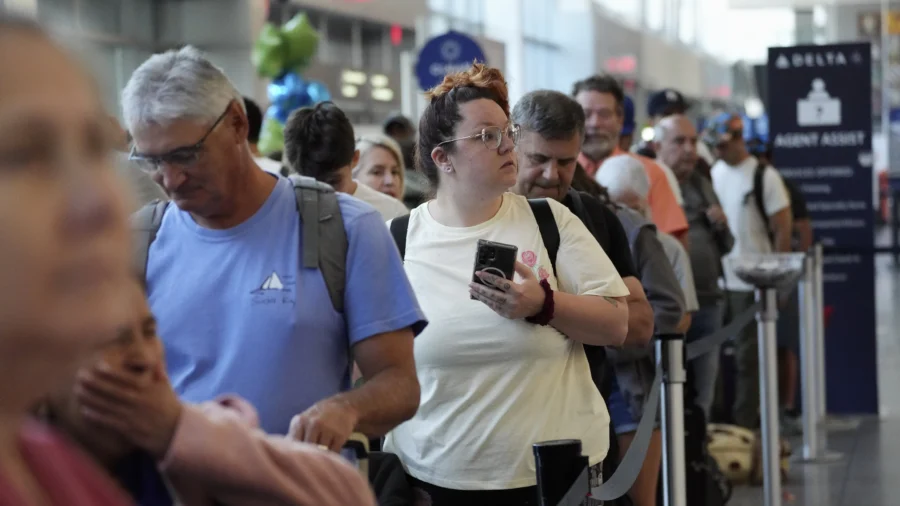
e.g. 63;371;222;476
526;279;555;326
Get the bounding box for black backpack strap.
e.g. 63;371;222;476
527;199;560;275
752;161;773;245
568;189;599;238
389;214;411;260
131;199;170;279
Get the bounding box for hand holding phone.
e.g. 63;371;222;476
469;240;546;320
471;239;518;295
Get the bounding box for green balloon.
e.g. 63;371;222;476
258;117;285;156
281;13;319;72
252;23;287;78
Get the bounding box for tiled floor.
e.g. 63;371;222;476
729;235;900;506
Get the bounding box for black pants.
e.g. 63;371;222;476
407;476;538;506
407;464;604;506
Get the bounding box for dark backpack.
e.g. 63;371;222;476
131;175;348;313
750;161;774;246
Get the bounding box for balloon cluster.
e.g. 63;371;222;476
252;13;332;155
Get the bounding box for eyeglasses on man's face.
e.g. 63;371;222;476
128;106;230;175
438;124;520;151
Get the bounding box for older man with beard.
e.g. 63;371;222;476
572;75;689;248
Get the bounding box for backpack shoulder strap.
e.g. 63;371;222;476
290;175;347;313
527;199;560;275
389;214;411;260
567;189;599;238
752;161;773;243
131;199;170;280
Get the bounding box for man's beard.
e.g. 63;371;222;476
581;134;615;161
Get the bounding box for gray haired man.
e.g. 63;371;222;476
511;90;663;506
121;46;426;450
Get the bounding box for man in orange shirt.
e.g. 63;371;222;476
572;75;689;244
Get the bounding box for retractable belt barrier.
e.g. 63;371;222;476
542;301;763;505
543;248;832;506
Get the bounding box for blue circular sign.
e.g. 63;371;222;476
415;31;487;91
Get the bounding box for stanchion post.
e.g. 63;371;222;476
756;288;782;506
798;253;820;461
655;335;687;506
813;243;827;423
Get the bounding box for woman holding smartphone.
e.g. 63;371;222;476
383;64;630;505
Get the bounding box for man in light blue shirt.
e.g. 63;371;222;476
122;46;426;450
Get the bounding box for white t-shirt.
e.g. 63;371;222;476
657;160;685;205
383;194;629;490
352;181;409;221
253;155;284;175
711;156;790;292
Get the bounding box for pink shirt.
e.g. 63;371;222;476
0;421;132;506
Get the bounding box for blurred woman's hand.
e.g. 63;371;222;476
75;360;182;460
469;261;546;320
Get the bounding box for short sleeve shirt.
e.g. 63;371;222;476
384;194;629;490
147;175;427;434
711;157;791;291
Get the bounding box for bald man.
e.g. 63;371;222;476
654;115;735;417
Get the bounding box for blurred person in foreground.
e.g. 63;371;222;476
511;89;660;506
572;75;689;244
45;277;376;506
243;96;287;176
284;103;408;221
708;114;792;429
354;134;406;201
122;46;426;445
654;114;734;418
384;64;629;505
0;13;136;505
384;112;430;208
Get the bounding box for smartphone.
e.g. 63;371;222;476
472;239;518;298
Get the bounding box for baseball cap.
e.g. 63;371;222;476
647;88;687;118
622;96;636;136
702;112;742;147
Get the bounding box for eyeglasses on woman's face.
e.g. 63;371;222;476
437;124;520;151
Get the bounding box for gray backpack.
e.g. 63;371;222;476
131;175;349;313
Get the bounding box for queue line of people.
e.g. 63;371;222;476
1;10;810;506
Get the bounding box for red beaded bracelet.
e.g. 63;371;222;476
526;278;555;326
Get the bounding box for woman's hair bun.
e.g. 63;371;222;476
425;62;509;116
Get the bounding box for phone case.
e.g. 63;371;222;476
471;239;518;297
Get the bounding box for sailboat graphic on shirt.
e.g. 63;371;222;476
252;271;289;293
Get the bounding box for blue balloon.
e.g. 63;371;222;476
267;71;315;123
306;80;331;103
